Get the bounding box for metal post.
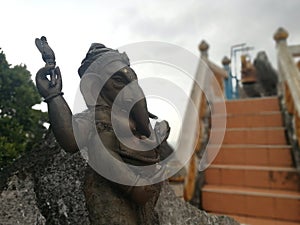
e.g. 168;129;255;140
222;56;233;99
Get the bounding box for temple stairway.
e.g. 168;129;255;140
202;96;300;225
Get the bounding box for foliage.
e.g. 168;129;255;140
0;49;47;168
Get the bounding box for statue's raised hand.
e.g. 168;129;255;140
36;66;62;100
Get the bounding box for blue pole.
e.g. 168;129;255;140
223;64;234;99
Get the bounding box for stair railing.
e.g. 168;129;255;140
274;27;300;170
183;40;227;203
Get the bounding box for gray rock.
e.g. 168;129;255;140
0;173;46;225
0;131;239;225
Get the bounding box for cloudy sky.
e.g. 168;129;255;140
1;0;300;145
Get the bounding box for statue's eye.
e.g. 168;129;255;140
112;75;128;88
113;77;123;83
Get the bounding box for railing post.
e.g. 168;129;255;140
182;41;207;202
199;40;226;93
273;27;289;43
274;27;300;170
199;40;209;59
274;27;289;97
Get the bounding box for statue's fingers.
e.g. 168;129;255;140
55;67;61;80
55;66;63;87
36;66;52;80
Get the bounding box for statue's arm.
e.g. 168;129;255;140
47;96;79;153
36;66;79;153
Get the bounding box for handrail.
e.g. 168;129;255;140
274;27;300;169
199;40;228;93
183;40;227;201
274;28;300;116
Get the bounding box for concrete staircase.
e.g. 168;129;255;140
202;97;300;225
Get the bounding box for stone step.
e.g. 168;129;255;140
205;164;300;191
212;145;293;167
202;185;300;222
212;111;283;129
213;97;280;115
222;128;287;145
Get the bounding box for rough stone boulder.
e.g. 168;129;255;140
0;131;239;225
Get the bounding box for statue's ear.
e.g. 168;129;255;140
80;74;102;106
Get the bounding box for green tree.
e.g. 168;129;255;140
0;49;47;168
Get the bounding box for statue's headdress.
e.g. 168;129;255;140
78;43;130;78
78;43;130;107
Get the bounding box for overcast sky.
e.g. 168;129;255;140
1;0;300;145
